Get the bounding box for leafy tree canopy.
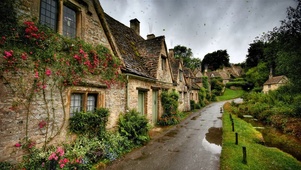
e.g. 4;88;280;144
245;41;265;69
173;45;201;70
201;50;230;72
259;0;301;91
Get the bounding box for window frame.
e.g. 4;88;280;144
39;0;81;38
70;92;100;116
161;55;167;70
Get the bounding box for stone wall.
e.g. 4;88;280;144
0;0;124;163
14;0;112;49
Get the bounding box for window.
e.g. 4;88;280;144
40;0;58;31
63;5;76;38
70;93;99;116
179;70;183;82
40;0;78;38
70;93;82;114
87;94;97;112
161;56;166;70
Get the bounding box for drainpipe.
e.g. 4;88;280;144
126;75;129;111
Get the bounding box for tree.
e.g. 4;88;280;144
201;50;230;72
265;0;301;91
245;62;269;88
245;41;265;69
174;45;201;70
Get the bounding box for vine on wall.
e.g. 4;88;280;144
0;20;122;149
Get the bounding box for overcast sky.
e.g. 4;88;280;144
100;0;297;63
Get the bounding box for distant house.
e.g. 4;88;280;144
263;75;288;94
206;71;231;84
168;50;190;111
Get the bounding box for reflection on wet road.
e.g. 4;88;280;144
107;101;228;170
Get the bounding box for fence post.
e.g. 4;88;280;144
232;121;235;132
235;132;238;145
242;146;247;164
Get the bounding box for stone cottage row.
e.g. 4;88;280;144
0;0;203;162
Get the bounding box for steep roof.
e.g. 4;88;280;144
264;76;288;85
104;13;152;78
137;36;166;78
169;58;181;82
206;71;230;80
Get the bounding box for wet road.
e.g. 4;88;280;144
106;101;226;170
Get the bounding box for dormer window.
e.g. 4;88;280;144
40;0;80;38
161;55;167;70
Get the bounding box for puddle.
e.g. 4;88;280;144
202;127;222;154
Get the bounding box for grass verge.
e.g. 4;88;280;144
220;102;301;170
217;88;245;101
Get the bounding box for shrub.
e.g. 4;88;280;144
158;90;181;125
69;108;109;137
190;100;195;110
0;162;14;170
118;109;150;146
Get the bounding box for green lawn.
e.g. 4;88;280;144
220;103;301;170
217;88;245;101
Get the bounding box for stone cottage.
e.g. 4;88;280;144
168;49;190;111
262;75;288;94
0;0;201;163
0;0;126;163
104;14;174;124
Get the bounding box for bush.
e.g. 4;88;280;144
158;90;181;126
0;162;14;170
190;100;195;110
118;109;150;146
69;108;109;137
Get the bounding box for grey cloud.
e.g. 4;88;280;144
101;0;297;63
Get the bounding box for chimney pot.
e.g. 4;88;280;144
130;18;140;35
147;34;155;40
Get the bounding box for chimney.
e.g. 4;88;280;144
147;34;155;40
130;18;140;35
269;68;273;79
169;49;174;59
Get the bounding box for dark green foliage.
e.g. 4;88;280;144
201;77;212;101
160;90;179;114
201;50;230;71
158;90;181;125
198;87;207;107
118;109;150;146
210;77;225;96
0;162;14;170
0;0;18;37
245;41;265;69
174;45;201;70
190;100;195;110
69;108;109;137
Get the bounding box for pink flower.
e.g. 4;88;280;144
48;152;58;161
59;163;65;169
4;50;13;57
56;147;65;157
15;142;21;147
45;68;51;76
4;50;13;59
38;120;46;128
34;71;39;79
79;48;84;54
21;53;28;60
